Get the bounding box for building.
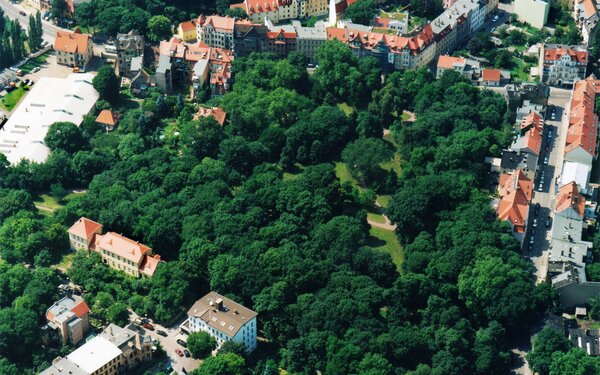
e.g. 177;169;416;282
233;22;269;57
243;0;300;24
436;55;480;79
68;217;103;251
575;0;600;45
197;15;237;49
265;29;297;57
568;328;600;355
564;76;600;167
44;295;90;345
68;217;163;278
512;111;544;156
40;324;152;375
96;109;120;131
514;0;550;29
194;106;227;126
372;10;409;35
115;30;144;77
481;68;502;86
156;38;234;97
505;82;550;110
25;0;50;12
0;73;99;164
302;0;329;17
178;20;198;42
539;44;588;86
496;169;533;236
54;29;93;68
293;20;327;63
182;292;258;353
560;161;591;193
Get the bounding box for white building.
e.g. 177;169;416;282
0;73;99;165
514;0;550;29
182;292;257;353
539;44;588;86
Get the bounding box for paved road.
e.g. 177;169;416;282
523;87;572;283
0;0;63;43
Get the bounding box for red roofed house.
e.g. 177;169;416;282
194;106;227;126
243;0;300;24
95;109;120;131
496;169;533;235
68;218;164;278
436;55;480;79
265;29;297;57
68;217;103;251
178;20;198;42
556;182;586;220
539;44;588;86
45;295;90;345
481;68;502;86
512;111;544;156
575;0;600;45
54;29;93;68
197;15;237;49
565;76;600;166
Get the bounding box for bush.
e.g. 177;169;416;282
187;331;217;359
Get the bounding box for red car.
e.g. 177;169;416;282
175;349;184;357
142;323;154;330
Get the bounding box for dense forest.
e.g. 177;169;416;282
0;41;554;374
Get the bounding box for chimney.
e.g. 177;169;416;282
215;298;223;310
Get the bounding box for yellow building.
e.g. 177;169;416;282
177;20;198;42
305;0;329;17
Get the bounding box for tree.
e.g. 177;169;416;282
342;138;391;186
219;341;246;357
549;348;600;375
187;331;217;359
191;353;246;375
107;303;130;327
50;0;68;22
147;15;172;42
93;65;120;102
344;0;377;25
45;122;86;153
527;327;572;375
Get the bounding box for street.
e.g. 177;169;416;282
523;87;572;283
0;0;64;43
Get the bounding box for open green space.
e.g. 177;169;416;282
510;56;534;82
376;194;392;208
367;212;386;223
367;226;403;272
34;191;86;213
0;85;28;111
337;102;354;116
19;51;51;74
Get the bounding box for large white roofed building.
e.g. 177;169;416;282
0;73;99;164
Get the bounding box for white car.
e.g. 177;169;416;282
493;15;499;22
538;184;543;192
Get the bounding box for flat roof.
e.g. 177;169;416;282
67;336;121;374
39;357;88;375
0;73;99;164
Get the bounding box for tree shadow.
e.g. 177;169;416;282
366;235;386;248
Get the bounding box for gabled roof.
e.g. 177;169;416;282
515;111;544;155
203;15;236;33
140;255;162;277
543;45;588;63
565;76;600;158
194;106;227;125
68;217;103;239
437;55;465;69
95;109;120;126
179;20;196;33
187;292;257;337
267;29;297;40
54;30;91;54
71;300;91;318
95;232;152;264
482;68;501;82
497;169;533;232
556;182;585;218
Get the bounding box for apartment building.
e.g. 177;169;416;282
244;0;300;24
233;22;269;57
539;44;588;86
575;0;600;45
54;29;93;68
496;169;533;238
115;30;144;77
514;0;550;29
182;292;258;353
564;76;600;167
44;295;90;345
40;324;152;375
292;20;326;63
197;15;237;49
178;20;198;42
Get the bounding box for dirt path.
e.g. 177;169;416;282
368;201;397;231
35;204;54;212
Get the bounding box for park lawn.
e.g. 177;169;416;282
376;194;392;208
367;212;386;223
64;191;86;202
510;57;533;82
19;51;51;73
337;102;354;116
381;153;402;175
335;162;364;192
0;85;28;111
368;226;404;272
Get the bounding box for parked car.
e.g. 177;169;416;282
529;235;535;244
533;218;538;227
546;216;552;228
177;338;187;347
19;11;26;16
31;67;41;73
157;330;167;337
534;203;540;215
493;15;499;22
184;349;191;358
142;323;154;330
551;113;556;120
538;183;543;192
543;156;548;165
175;349;184;357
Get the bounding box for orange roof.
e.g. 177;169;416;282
95;110;120;126
71;300;91;318
68;217;103;239
565;76;600;158
556;182;585;218
580;0;597;19
544;46;588;63
54;30;91;54
179;21;196;33
497;170;533;232
267;29;297;39
194;106;227;125
140;254;162;277
203;15;235;32
326;25;433;55
482;68;501;82
246;0;293;14
95;232;152;264
437;55;465;69
373;16;390;28
518;112;544;155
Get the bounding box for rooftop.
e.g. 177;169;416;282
68;217;103;240
187;291;257;337
96;109;120;126
67;336;121;374
46;295;90;324
482;68;502;82
95;232;152;264
54;29;91;54
437;55;465;69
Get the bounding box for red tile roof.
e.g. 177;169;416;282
179;21;196;33
565;76;600;158
68;217;103;239
71;300;91;318
245;0;294;14
54;30;91;54
194;106;227;125
95;110;120;126
482;68;501;82
267;29;297;39
203;15;235;32
437;55;465;69
95;232;152;264
556;182;585;218
497;169;533;233
544;46;588;63
518;112;544;155
326;25;433;56
140;254;162;277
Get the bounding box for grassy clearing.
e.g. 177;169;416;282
381;153;402;175
20;51;51;73
337;102;354;116
0;85;28;111
34;194;62;211
64;191;86;202
510;57;534;82
367;227;403;272
56;252;76;272
367;212;386;223
376;195;392;208
335;162;364;191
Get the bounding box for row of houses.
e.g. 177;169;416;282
575;0;600;45
436;55;509;86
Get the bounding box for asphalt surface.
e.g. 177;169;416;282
0;0;64;43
